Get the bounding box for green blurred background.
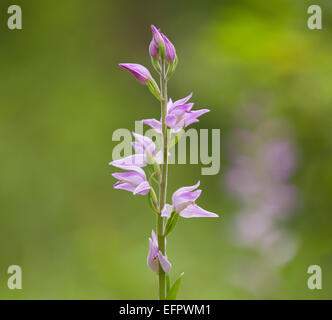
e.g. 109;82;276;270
0;0;331;299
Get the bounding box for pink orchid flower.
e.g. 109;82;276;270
112;166;150;195
109;133;162;169
147;230;171;274
161;181;219;218
142;93;209;133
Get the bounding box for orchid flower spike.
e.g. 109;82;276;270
147;230;171;274
112;166;151;195
162;181;219;218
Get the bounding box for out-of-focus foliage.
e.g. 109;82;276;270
0;0;331;299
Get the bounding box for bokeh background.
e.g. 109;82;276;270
0;0;331;299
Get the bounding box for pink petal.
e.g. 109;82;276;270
172;93;193;107
173;190;202;212
161;204;173;218
113;182;136;193
110;154;146;168
147;238;159;274
172;181;200;204
184;109;210;127
133;181;150;195
112;171;144;186
142;119;162;133
151;230;158;245
165;114;177;128
158;251;172;274
132;132;156;156
179;204;219;218
168;103;194;115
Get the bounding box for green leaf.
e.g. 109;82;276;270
164;212;179;237
166;275;170;295
166;272;184;300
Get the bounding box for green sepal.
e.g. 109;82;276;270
166;55;178;80
148;187;159;214
151;57;161;74
159;43;166;60
147;78;162;101
152;160;162;183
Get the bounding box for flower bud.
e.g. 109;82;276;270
151;25;164;47
149;40;159;59
161;33;176;62
119;63;152;84
151;25;166;60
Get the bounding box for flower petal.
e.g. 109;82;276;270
168;102;194;115
165;114;177;128
172;93;193;107
161;33;176;61
110;154;146;168
161;204;173;218
113;182;136;193
158;251;172;274
133;132;156;155
147;238;159;274
133;181;151;195
151;25;164;47
142;119;162;133
172;181;200;204
151;230;158;245
184;109;210;127
112;171;144;186
173;190;202;212
179;204;219;218
149;40;159;58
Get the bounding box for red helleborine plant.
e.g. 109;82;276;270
110;25;219;300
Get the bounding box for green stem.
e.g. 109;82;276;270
158;59;168;300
